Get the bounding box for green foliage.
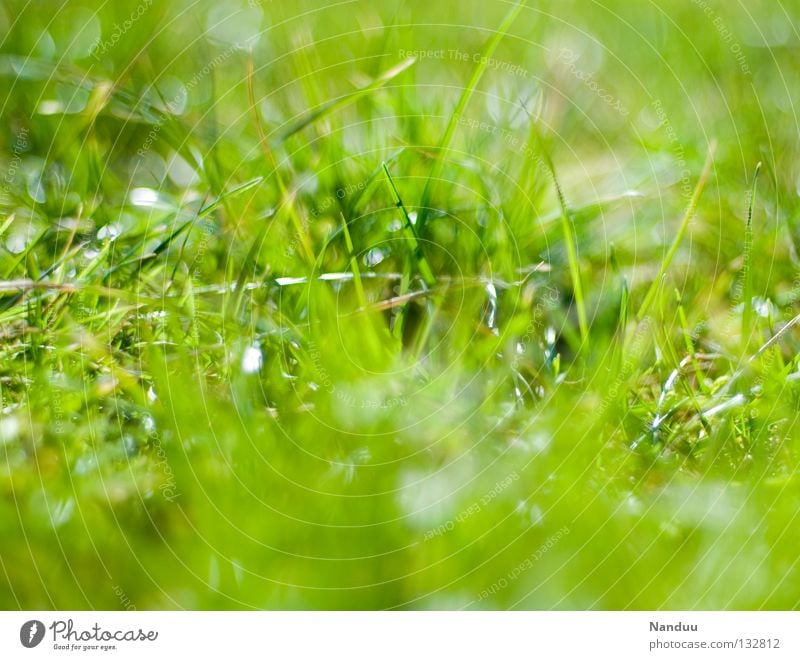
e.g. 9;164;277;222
1;0;799;609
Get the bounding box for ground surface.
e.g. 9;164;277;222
1;0;799;609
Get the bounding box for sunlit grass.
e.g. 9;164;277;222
1;0;799;610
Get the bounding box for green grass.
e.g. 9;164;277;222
1;0;800;610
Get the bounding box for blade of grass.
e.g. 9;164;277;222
637;142;716;322
741;161;762;342
295;151;406;318
247;51;315;265
519;190;645;248
274;57;417;144
416;0;525;232
104;177;263;283
340;212;368;311
382;162;436;287
675;288;709;395
229;214;273;319
383;162;436;343
518;100;588;345
609;243;628;367
349;148;405;216
552;157;588;345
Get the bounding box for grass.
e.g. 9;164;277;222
1;0;800;610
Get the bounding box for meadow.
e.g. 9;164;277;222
1;0;799;609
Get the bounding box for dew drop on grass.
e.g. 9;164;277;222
241;345;263;373
166;152;200;187
206;4;263;48
297;171;319;194
6;233;29;254
123;434;138;457
529;432;551;455
49;498;75;528
0;416;20;445
751;296;776;319
130;187;159;207
37;100;64;115
156;77;188;115
26;172;46;203
364;248;386;267
142;413;156;433
97;223;121;241
73;455;98;476
485;282;498;331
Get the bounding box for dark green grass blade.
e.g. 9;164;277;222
382;163;435;287
383;162;436;342
741;161;762;342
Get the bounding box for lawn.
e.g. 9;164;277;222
1;0;799;609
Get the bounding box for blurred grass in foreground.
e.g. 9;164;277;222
1;0;800;608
